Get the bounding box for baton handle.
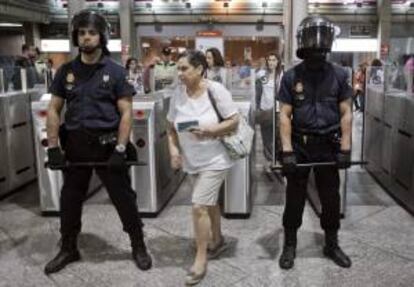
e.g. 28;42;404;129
45;161;147;169
271;161;368;170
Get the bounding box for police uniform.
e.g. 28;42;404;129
49;55;142;239
279;61;352;231
278;15;353;270
153;61;177;90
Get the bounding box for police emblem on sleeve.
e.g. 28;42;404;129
65;72;75;91
294;81;305;101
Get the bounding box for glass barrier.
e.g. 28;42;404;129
0;68;4;94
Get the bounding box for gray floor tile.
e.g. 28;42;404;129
344;206;414;260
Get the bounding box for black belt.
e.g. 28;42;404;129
292;132;339;145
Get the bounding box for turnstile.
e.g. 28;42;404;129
131;92;184;216
223;95;255;218
0;92;36;197
31;96;102;215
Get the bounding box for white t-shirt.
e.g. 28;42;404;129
206;67;227;85
167;80;238;174
259;72;283;112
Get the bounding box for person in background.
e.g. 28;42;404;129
126;57;145;95
205;47;228;89
12;44;38;90
152;47;177;91
167;50;239;286
255;52;284;174
255;56;267;80
353;62;367;111
369;58;383;84
45;59;56;93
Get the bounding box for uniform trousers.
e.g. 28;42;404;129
60;129;143;237
283;135;341;232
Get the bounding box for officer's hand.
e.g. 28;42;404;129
108;151;128;172
47;147;66;170
281;151;297;174
336;150;351;169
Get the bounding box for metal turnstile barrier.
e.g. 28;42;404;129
31;96;102;215
223;94;255;218
131;91;185;217
0;91;36;197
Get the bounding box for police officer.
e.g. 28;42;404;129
152;47;177;91
44;10;152;274
278;15;353;269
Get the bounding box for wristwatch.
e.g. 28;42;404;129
115;143;126;153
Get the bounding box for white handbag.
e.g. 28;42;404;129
207;89;255;160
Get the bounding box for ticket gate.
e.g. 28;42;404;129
131;92;184;216
223;96;255;218
31;96;102;215
0;92;36;197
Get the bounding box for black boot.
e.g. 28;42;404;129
129;230;152;271
44;235;81;275
323;231;352;268
279;229;297;270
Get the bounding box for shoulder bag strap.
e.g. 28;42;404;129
207;88;224;122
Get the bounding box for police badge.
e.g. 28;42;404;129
294;81;305;101
102;73;111;88
65;72;75;91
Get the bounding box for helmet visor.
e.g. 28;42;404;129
297;25;335;51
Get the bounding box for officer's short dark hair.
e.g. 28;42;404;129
206;47;224;67
177;50;208;76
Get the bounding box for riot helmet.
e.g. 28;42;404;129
71;10;110;55
296;15;336;59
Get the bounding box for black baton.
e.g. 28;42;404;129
45;161;147;169
271;161;368;170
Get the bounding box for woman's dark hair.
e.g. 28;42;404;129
371;58;382;67
205;47;225;67
177;50;208;76
125;57;138;70
266;52;283;75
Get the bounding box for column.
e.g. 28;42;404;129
283;0;308;67
67;0;86;57
120;0;138;64
23;23;41;48
377;0;391;61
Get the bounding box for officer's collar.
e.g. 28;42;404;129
75;54;109;67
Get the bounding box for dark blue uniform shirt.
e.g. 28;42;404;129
278;61;352;135
50;55;135;131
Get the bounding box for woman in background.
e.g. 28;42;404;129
205;47;229;89
126;57;144;95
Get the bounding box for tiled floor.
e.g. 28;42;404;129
0;112;413;287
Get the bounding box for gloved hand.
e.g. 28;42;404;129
281;151;297;174
336;150;351;169
108;151;127;172
47;147;66;170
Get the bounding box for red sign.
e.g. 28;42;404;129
196;30;223;37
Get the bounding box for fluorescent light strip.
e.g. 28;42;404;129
0;23;23;27
41;39;122;52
